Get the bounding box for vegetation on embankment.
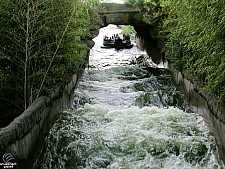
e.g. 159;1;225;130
125;0;225;104
121;25;136;39
0;0;102;127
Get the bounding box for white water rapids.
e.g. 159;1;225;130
33;25;225;169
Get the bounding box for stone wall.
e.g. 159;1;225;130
136;32;225;164
98;3;145;26
134;12;224;160
172;71;225;164
134;25;165;64
0;8;99;167
0;47;93;169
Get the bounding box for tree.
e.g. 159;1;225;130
126;0;225;103
161;0;225;103
0;0;101;127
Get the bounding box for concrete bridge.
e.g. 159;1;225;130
97;3;147;26
97;3;165;64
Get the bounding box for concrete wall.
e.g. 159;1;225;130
136;36;225;164
0;50;91;169
172;71;225;164
98;3;145;26
136;35;225;163
134;26;164;64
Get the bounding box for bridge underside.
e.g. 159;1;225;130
97;3;164;64
98;3;146;26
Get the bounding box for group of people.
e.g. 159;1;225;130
104;34;130;43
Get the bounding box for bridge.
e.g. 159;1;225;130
97;3;147;26
96;3;164;64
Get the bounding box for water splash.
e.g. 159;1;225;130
35;105;224;169
33;25;224;169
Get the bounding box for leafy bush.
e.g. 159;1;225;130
162;0;225;103
0;0;101;127
121;25;136;38
131;0;225;103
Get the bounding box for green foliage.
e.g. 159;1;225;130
121;25;136;37
86;0;101;7
124;0;145;7
0;0;102;127
124;0;164;25
161;0;225;103
130;0;225;103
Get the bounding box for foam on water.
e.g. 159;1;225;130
36;104;223;169
33;25;224;169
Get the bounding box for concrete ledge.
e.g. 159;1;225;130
98;10;139;14
0;50;90;169
172;70;225;164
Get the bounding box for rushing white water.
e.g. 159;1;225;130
34;25;224;169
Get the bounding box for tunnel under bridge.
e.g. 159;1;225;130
97;3;165;64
